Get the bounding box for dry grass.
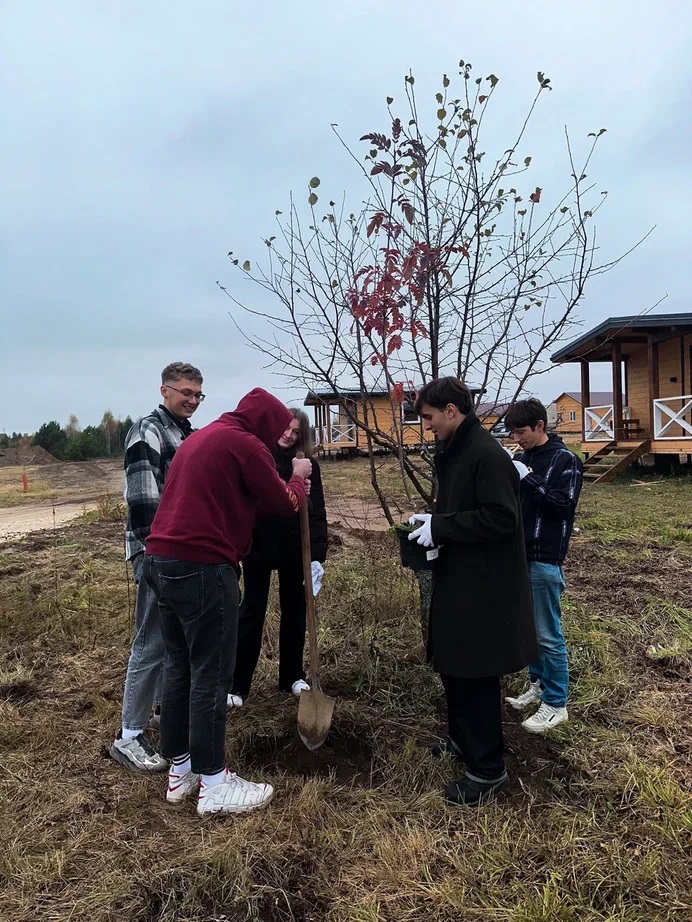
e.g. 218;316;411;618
0;465;72;507
0;476;691;920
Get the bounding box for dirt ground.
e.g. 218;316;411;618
0;465;691;920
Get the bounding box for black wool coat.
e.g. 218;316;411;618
428;412;537;678
246;453;328;567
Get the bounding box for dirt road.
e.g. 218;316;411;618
0;501;101;542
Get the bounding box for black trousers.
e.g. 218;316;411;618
144;555;239;775
231;558;306;698
440;673;506;781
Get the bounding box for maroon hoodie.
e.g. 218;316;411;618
146;389;308;566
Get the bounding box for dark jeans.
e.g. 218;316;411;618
144;555;239;775
441;674;506;782
231;558;306;698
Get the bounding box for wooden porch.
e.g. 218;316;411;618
552;313;692;481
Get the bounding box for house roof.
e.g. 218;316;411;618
304;385;484;406
553;391;613;406
551;313;692;363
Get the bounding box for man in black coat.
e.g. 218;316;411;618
409;377;537;806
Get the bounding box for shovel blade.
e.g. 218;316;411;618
297;688;335;751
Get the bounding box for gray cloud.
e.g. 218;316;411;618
2;0;691;433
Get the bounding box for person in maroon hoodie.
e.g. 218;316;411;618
143;389;312;817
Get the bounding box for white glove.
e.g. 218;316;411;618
310;561;324;596
408;513;434;548
513;460;530;480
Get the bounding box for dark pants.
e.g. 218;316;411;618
231;558;306;698
144;555;239;775
441;674;506;781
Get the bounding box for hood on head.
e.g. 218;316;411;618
230;388;293;449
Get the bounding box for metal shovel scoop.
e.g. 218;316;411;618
296;455;335;751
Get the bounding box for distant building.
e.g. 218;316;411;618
548;391;613;437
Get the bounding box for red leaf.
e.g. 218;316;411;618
391;382;405;403
529;187;542;203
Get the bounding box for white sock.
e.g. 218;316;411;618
170;755;192;777
201;768;226;788
121;727;141;741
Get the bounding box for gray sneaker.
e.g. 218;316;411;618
110;732;169;774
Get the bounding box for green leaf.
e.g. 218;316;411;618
275;210;282;215
309;177;321;188
386;96;393;104
524;156;532;167
437;108;447;120
443;74;450;88
308;192;318;206
436;92;443;104
242;260;251;271
487;74;499;88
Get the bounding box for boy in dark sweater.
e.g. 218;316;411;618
503;398;583;733
144;388;312;816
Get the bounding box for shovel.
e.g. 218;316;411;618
296;453;335;751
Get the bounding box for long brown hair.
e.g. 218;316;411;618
287;408;314;457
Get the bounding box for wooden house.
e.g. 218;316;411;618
550;391;613;438
305;386;492;455
551;313;692;482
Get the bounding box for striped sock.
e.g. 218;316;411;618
170;753;191;777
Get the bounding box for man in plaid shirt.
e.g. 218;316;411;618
110;362;205;774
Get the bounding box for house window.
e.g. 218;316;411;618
402;399;419;424
569;410;577;422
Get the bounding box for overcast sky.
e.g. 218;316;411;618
2;1;691;434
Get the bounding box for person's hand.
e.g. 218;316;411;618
408;513;434;548
513;460;531;480
292;457;312;479
311;561;324;596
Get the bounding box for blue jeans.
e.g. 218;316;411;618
528;562;568;707
144;555;239;775
121;553;164;731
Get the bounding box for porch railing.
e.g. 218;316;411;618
584;405;614;442
328;424;357;444
653;395;692;440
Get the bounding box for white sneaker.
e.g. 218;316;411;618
227;694;244;708
166;769;200;804
291;679;310;696
522;702;568;733
506;680;542;711
197;770;274;816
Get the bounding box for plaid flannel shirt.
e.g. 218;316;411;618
123;406;190;560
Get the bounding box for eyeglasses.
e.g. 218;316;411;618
164;384;206;402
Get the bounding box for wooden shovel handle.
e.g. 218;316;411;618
296;452;320;686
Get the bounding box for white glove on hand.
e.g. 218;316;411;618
311;561;324;596
513;460;531;480
408;513;434;548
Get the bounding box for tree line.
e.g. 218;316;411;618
0;411;134;461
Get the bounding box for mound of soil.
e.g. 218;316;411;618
0;446;58;467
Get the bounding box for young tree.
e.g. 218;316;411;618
222;61;641;521
100;409;118;456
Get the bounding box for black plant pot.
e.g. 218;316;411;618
396;526;439;570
